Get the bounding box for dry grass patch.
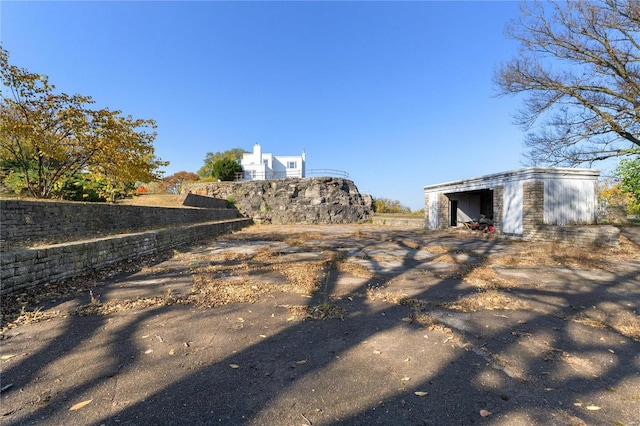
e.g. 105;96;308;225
491;239;640;271
283;232;326;246
364;287;409;305
399;238;422;250
609;311;640;341
464;264;521;289
306;302;347;320
285;303;347;321
275;261;324;295
116;193;182;207
338;260;375;279
190;276;279;307
570;310;640;341
445;290;530;312
425;244;450;255
75;294;187;315
2;308;61;330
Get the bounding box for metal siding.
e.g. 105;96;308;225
428;193;438;229
544;179;596;225
502;181;523;234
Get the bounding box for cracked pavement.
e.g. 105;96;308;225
1;224;639;425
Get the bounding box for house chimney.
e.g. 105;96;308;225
253;144;262;164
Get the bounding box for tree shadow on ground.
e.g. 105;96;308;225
1;226;639;425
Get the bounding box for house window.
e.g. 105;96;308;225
250;170;256;178
263;159;268;166
287;161;297;169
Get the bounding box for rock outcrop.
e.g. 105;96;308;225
184;177;373;224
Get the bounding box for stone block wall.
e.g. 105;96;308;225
1;200;242;245
1;219;251;295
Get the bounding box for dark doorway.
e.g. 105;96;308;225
450;200;458;226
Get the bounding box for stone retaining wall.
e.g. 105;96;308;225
179;193;229;209
1;218;251;295
184;177;372;224
1;199;242;244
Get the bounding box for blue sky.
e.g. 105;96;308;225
2;1;531;211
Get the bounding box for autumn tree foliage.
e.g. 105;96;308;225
372;198;412;214
162;171;200;194
495;0;640;166
0;46;167;200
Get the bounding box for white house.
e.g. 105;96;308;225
240;144;306;180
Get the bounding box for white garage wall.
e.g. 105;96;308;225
428;193;438;229
544;179;597;225
502;181;523;235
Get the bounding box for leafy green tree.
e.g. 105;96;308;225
59;172;107;202
495;0;639;166
197;148;245;178
615;156;640;213
0;46;167;199
212;158;243;181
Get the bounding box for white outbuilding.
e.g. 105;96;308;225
424;167;600;238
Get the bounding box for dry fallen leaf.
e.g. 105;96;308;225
480;410;492;417
69;399;93;411
586;405;602;411
373;350;382;355
229;364;240;369
1;354;16;360
297;359;307;365
414;391;428;397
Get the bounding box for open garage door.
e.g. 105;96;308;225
446;189;493;227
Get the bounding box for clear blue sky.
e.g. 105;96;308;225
2;1;529;211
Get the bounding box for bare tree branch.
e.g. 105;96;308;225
495;0;640;166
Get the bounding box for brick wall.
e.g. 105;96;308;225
437;193;449;229
1;200;242;245
525;225;619;247
423;193;429;228
1;219;251;295
522;181;544;236
493;185;504;235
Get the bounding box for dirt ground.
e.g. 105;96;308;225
1;224;639;425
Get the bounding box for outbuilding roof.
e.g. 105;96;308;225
423;167;600;194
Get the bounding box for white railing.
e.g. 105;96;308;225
236;169;349;181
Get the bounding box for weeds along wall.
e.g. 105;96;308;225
0;200;243;242
0;200;251;295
